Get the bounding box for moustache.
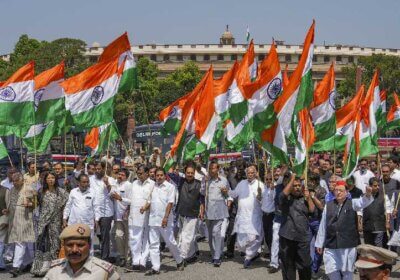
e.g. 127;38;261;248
67;253;82;258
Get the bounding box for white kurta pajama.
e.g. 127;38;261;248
228;179;265;260
315;195;373;278
127;178;155;266
148;180;182;271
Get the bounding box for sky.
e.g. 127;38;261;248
1;0;399;54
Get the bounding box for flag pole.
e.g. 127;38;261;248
7;154;14;168
64;115;68;180
105;124;113;175
19;130;24;171
378;152;390;238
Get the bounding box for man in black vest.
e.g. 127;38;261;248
279;174;315;280
315;180;373;279
176;162;205;264
363;177;391;248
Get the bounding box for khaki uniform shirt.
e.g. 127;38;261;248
43;256;120;280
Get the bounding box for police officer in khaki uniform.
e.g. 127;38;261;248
43;224;120;280
355;244;398;280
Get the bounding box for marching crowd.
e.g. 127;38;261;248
0;147;399;279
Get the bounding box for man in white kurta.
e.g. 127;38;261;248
315;181;373;280
127;165;155;270
226;165;265;268
144;168;184;275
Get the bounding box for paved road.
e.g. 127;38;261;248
1;240;400;279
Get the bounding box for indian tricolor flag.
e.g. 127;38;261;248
343;112;360;178
258;120;289;167
312;85;364;152
23;121;64;153
360;69;380;155
169;68;212;162
310;63;336;141
228;40;256;125
99;32;138;92
34;61;66;124
62;58;121;128
183;67;220;158
0;62;34;126
293;109;315;175
273;21;314;141
386;93;400;131
282;64;290;90
159;71;209;135
226;42;282;149
378;89;387;128
84;122;119;156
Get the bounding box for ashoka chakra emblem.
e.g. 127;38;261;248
0;86;16;101
91;86;104;105
34;88;45;109
267;78;282;100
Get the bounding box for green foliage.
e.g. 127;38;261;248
0;34;91;80
129;58;201;126
337;54;400;104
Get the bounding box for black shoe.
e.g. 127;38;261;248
132;265;141;272
268;266;279;274
225;252;234;259
250;252;260;262
240;252;245;257
9;267;20;278
177;261;185;271
185;255;198;264
145;269;160;276
213;259;221;267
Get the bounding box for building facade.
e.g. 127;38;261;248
83;28;400;84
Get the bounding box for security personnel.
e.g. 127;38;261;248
355;244;397;280
43;223;120;279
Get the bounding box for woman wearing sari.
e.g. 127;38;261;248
30;171;69;277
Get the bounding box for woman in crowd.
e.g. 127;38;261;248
30;171;69;277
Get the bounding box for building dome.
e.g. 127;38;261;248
220;25;235;45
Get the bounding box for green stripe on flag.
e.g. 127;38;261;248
72;98;114;129
0;101;34;126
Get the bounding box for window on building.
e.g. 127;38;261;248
371;48;375;52
191;45;196;48
285;54;291;62
259;45;264;48
336;46;341;50
231;54;237;61
89;56;98;63
218;44;223;48
177;45;182;48
150;54;157;61
382;49;386;52
204;54;210;61
177;54;183;61
313;56;318;62
324;56;330;62
336;56;342;62
151;45;156;49
204;44;209;48
217;54;224;61
164;45;169;48
325;46;329;49
299;45;303;49
348;56;354;63
232;44;237;48
286;45;291;49
139;45;143;49
361;48;364;51
163;54;170;61
190;54;196;61
258;54;265;61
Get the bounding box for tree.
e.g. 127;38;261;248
337;54;400;104
0;35;92;80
